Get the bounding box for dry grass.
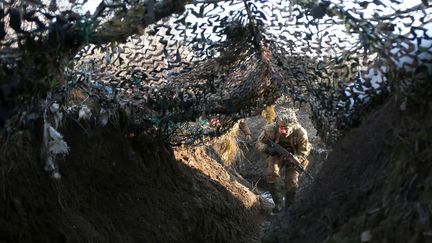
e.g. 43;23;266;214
219;132;239;166
261;105;276;124
213;123;242;167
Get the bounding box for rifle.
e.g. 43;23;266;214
266;139;314;181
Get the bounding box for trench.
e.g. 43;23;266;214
0;100;326;242
1;0;431;242
1;92;430;243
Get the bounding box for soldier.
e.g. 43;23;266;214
256;108;311;213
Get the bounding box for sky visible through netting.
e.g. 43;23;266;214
67;0;431;144
1;0;431;146
0;0;430;178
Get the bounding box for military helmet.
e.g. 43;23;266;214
276;108;298;127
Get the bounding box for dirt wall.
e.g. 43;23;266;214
263;96;432;242
0;120;261;243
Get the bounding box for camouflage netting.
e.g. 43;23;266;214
1;0;431;147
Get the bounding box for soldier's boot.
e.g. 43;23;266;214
285;191;296;208
269;183;283;214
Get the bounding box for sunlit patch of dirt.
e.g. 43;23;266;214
174;146;259;209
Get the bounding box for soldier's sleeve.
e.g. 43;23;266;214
255;129;268;153
296;127;311;158
239;119;252;136
256;123;275;153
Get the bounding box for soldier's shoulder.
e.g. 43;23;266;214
294;124;308;136
263;122;277;132
259;123;277;138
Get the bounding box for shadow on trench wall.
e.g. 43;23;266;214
0;119;262;243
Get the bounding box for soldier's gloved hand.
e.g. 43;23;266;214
288;155;299;164
265;146;279;156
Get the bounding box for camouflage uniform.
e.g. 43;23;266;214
238;119;252;142
239;119;252;137
256;110;311;211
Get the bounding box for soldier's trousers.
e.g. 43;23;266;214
265;155;309;192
